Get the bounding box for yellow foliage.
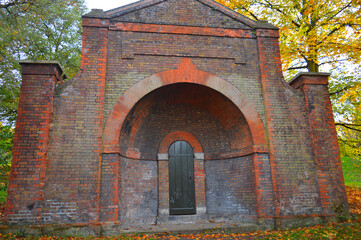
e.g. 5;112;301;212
216;0;361;158
216;0;360;78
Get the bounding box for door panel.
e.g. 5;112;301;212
169;141;196;215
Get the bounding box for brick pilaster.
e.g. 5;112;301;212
99;154;119;221
82;9;110;222
256;28;282;218
290;72;349;215
5;61;66;222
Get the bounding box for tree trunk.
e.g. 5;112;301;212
307;59;319;72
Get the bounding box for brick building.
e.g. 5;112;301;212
5;0;348;234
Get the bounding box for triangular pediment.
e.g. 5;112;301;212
105;0;263;29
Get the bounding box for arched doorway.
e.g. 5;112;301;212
158;131;205;217
168;141;196;215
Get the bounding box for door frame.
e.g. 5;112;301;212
168;140;196;215
157;131;206;216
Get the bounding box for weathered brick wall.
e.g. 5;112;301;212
104;0;265;124
290;73;348;216
104;31;266;127
114;81;257;225
205;156;257;217
110;0;250;28
118;157;157;224
6;62;65;223
256;29;324;220
5;0;348;228
40;16;109;223
100;153;119;222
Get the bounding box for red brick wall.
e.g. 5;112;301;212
99;153;119;222
256;29;326;219
6;62;64;222
290;73;348;216
40;16;109;223
5;1;348;228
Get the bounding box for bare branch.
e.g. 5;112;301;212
335;122;361;132
325;1;353;22
317;23;348;46
287;65;308;70
338;137;360;147
233;4;260;21
22;0;36;12
261;0;301;28
318;58;352;66
329;85;352;96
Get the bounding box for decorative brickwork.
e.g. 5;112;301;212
4;0;348;234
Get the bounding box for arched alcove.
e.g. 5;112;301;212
100;59;274;224
102;58;268;154
119;83;254;160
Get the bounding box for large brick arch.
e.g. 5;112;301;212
103;58;268;154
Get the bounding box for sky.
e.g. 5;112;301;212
85;0;139;11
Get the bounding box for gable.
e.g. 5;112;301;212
107;0;254;29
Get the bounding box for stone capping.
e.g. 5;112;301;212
289;72;331;90
83;9;110;19
19;60;68;81
256;20;279;29
159;207;207;217
105;0;167;17
194;153;205;160
158;153;205;161
158;153;168;161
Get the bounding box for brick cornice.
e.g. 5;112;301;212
289;72;330;90
256;28;280;38
19;60;67;83
110;22;254;38
82;18;110;28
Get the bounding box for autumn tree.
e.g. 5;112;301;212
216;0;361;157
0;0;87;200
331;73;361;157
0;0;86;122
0;0;37;9
0;123;12;202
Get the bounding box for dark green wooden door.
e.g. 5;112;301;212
169;141;196;215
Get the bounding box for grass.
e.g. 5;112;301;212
341;156;361;188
